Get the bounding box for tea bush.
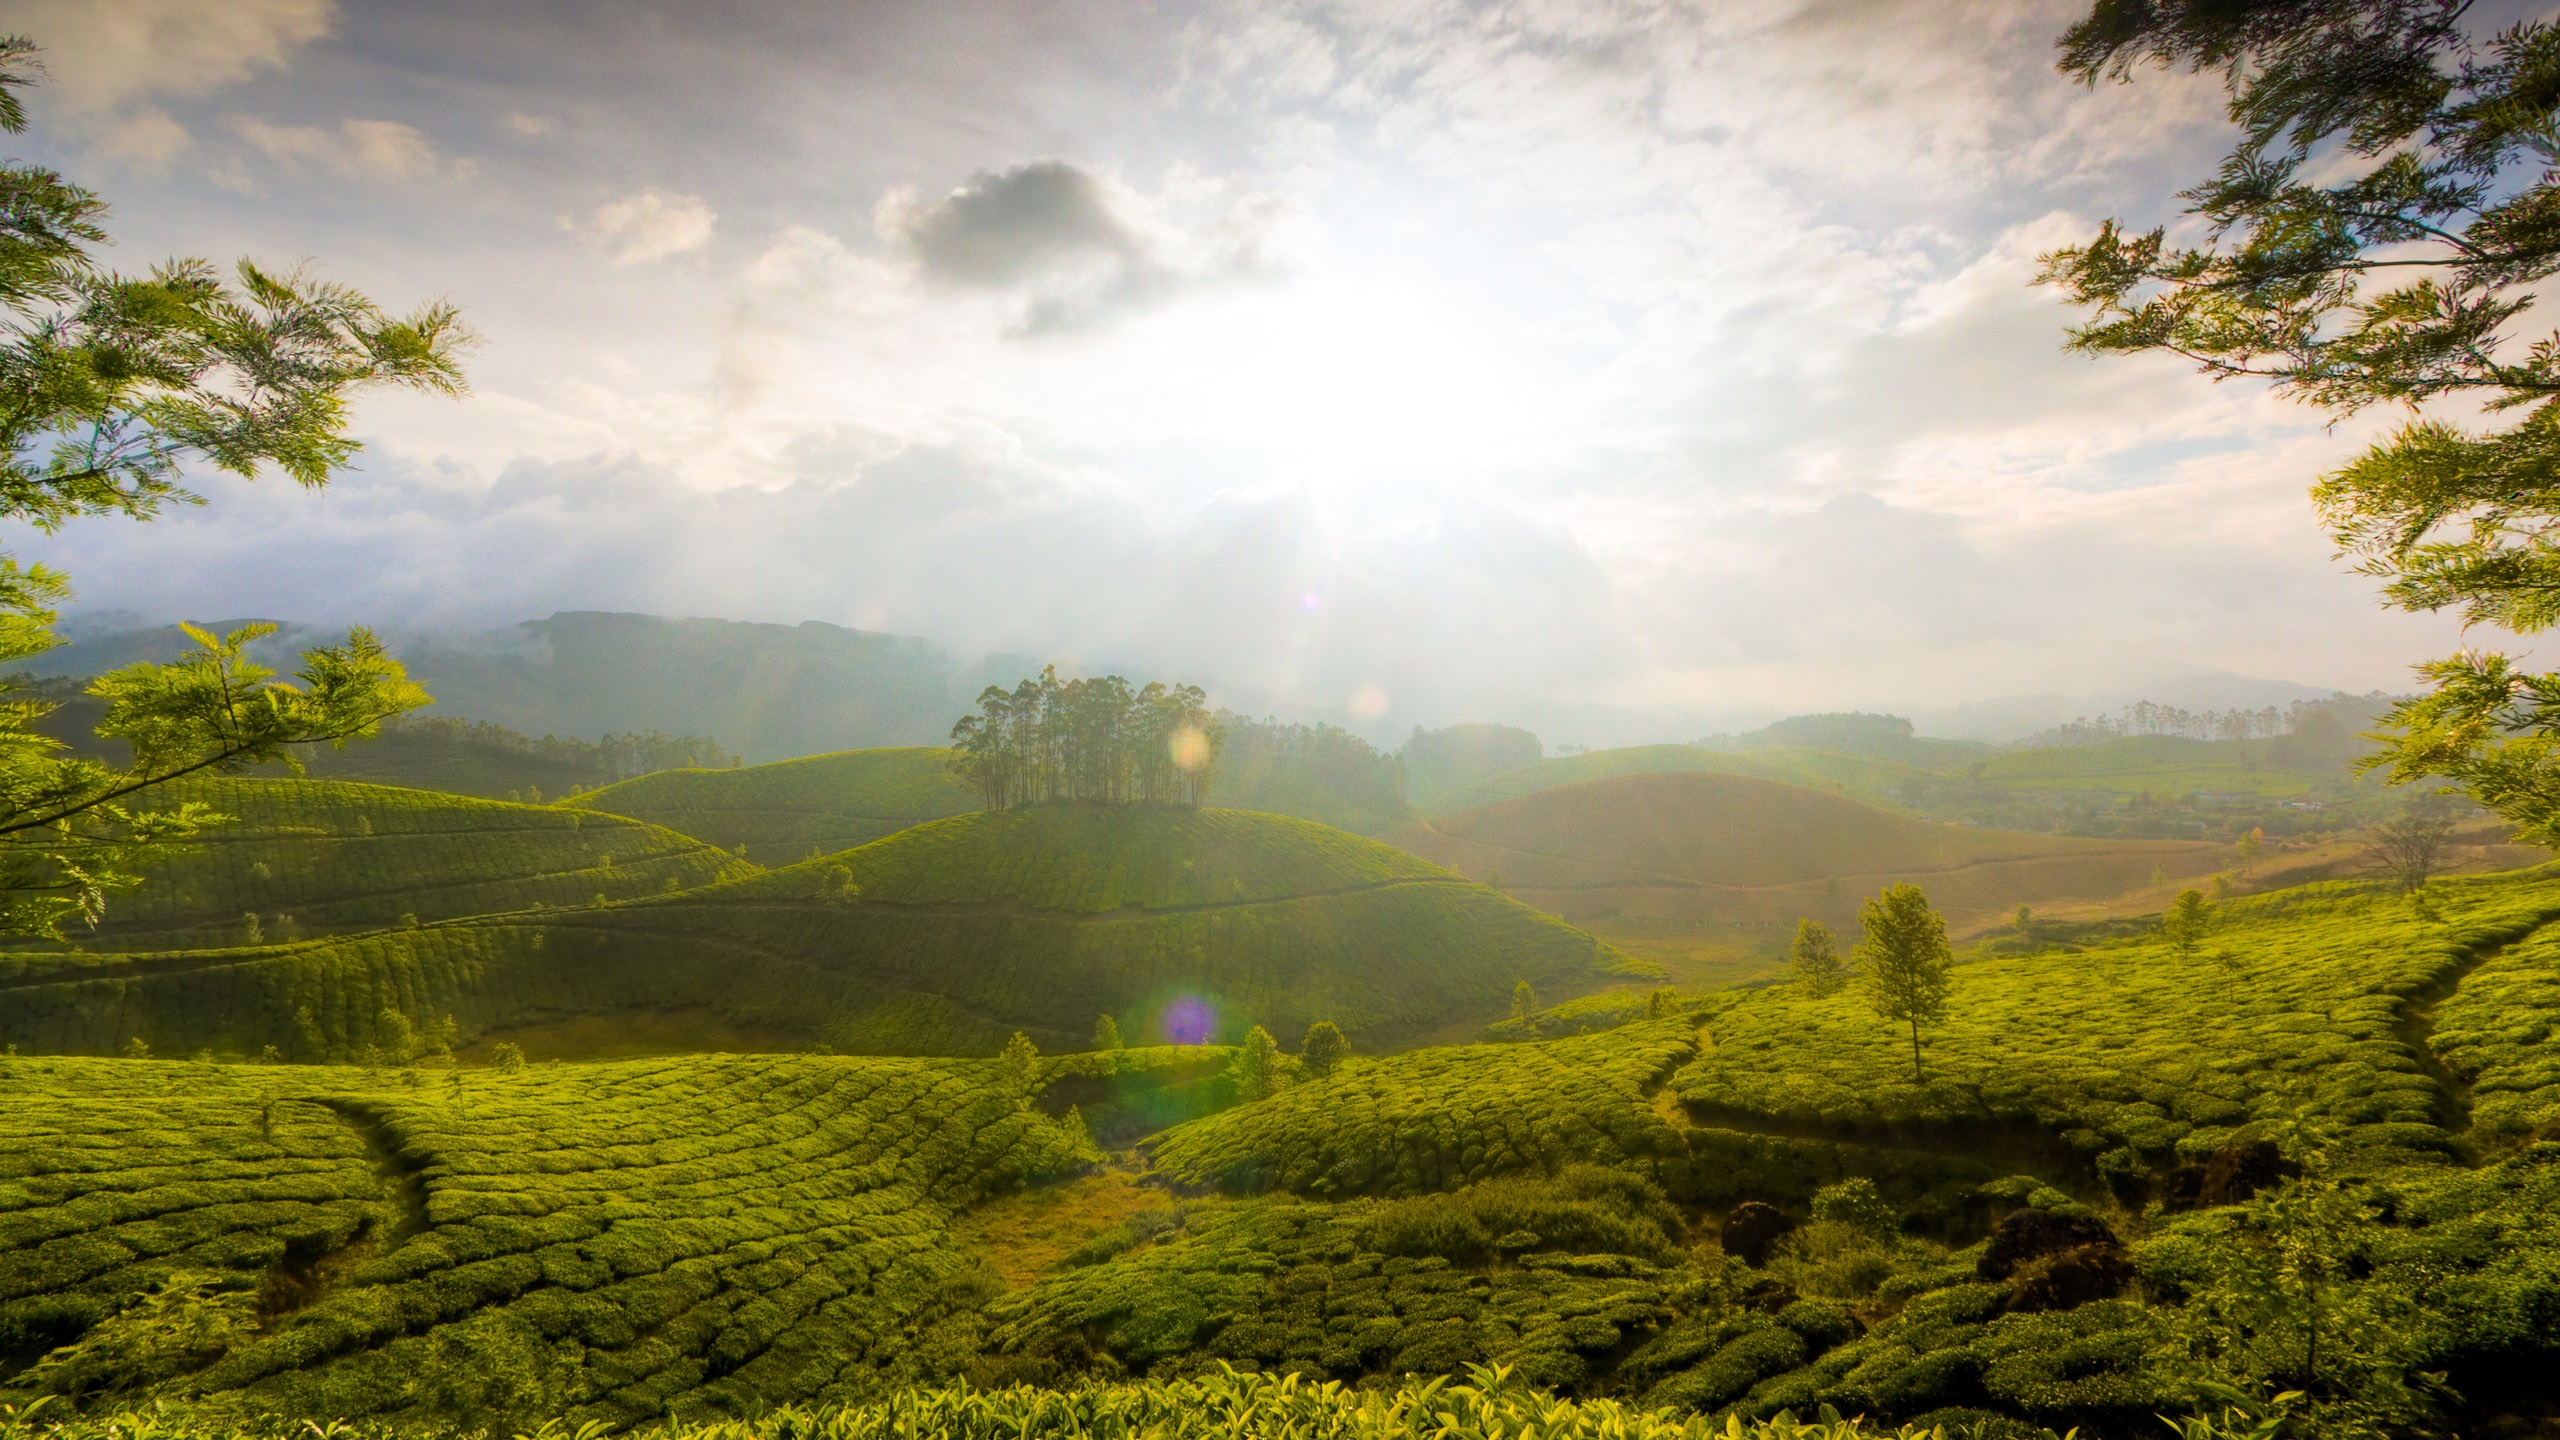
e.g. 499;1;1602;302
1672;873;2560;1172
0;808;1619;1060
1150;1020;1698;1197
982;1174;1697;1391
40;779;753;950
566;749;977;861
0;1366;2100;1440
0;1053;1094;1426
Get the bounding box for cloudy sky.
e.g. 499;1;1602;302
0;0;2500;737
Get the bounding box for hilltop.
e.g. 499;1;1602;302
1393;770;2223;942
566;746;980;860
0;804;1631;1062
21;777;755;952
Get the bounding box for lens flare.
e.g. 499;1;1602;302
1168;725;1212;772
1159;996;1217;1045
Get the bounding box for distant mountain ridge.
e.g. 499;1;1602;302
28;611;979;765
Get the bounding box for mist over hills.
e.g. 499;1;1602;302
30;609;2372;760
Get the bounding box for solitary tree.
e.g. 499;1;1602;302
1790;917;1847;997
1092;1014;1123;1051
2040;5;2560;844
1232;1024;1284;1101
1299;1020;1347;1078
2161;887;2213;960
1856;883;1955;1083
1510;980;1537;1027
0;41;464;937
2365;800;2458;894
1000;1032;1040;1097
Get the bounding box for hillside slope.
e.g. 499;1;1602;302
0;805;1630;1061
1433;744;1932;815
566;747;980;859
8;868;2560;1433
45;777;757;950
1392;770;2222;934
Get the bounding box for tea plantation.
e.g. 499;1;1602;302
0;1051;1104;1424
30;779;757;952
566;749;980;862
4;784;2559;1438
0;806;1632;1060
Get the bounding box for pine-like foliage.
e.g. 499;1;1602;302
2040;4;2560;841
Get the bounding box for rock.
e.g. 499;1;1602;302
1720;1201;1797;1267
2003;1243;2135;1312
1978;1207;2119;1281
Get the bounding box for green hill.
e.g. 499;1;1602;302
6;865;2560;1434
565;747;981;860
1392;770;2222;937
38;777;757;951
1432;744;1934;816
0;805;1632;1061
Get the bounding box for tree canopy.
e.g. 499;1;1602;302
1856;883;1954;1082
2040;3;2560;842
947;666;1219;809
0;40;466;937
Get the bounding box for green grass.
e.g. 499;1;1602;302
0;807;1632;1061
46;778;755;950
566;749;979;861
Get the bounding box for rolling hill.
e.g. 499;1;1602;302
10;864;2558;1434
565;747;981;860
39;777;758;951
1430;744;1932;816
1391;770;2225;937
0;804;1633;1062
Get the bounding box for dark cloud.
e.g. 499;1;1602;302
893;160;1142;287
881;159;1271;333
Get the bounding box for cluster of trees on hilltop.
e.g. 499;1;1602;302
949;668;1217;808
1217;718;1411;832
2030;694;2399;748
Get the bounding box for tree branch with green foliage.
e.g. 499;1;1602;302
0;37;464;936
2041;3;2560;837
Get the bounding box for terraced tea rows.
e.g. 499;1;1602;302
56;779;754;949
1392;772;2222;935
984;1171;1691;1390
0;807;1632;1060
1670;870;2560;1176
0;1053;1094;1425
568;749;979;862
1151;1022;1699;1198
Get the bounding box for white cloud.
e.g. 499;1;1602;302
228;115;458;183
4;0;334;167
584;189;717;266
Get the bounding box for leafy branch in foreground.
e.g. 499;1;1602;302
2038;4;2560;836
0;35;465;935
